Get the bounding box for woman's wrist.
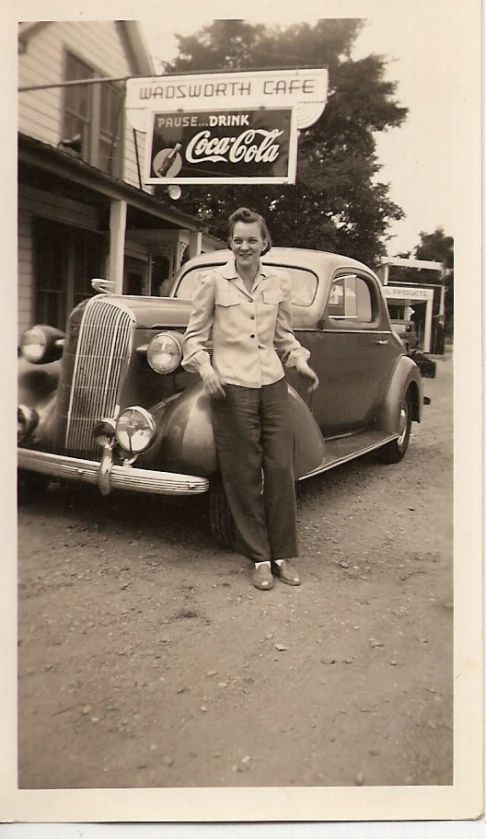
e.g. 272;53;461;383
199;360;214;380
295;357;311;372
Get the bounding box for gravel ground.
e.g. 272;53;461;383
17;351;453;789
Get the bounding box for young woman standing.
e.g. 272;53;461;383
182;207;319;590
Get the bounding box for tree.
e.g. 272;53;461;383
156;19;407;266
414;228;454;270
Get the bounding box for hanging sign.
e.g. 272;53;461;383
146;107;295;184
126;68;328;185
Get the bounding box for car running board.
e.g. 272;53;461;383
299;429;399;482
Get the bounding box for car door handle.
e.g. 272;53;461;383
373;339;388;345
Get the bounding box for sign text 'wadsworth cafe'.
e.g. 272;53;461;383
126;69;328;185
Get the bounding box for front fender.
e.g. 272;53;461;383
18;357;61;410
139;380;326;479
378;355;423;435
18;358;61;449
139;383;216;476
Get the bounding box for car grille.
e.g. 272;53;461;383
60;297;135;456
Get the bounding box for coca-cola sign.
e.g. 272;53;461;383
145;108;296;184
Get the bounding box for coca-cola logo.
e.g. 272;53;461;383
185;128;283;165
148;108;292;182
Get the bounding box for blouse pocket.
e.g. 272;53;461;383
215;290;241;307
262;290;285;305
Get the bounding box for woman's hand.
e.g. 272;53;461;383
296;361;319;393
202;369;226;399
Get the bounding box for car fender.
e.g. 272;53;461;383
18;358;62;449
139;380;325;479
378;355;423;435
18;357;61;410
289;387;326;478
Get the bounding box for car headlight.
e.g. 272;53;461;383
20;325;65;363
115;407;156;454
21;326;48;363
146;332;183;374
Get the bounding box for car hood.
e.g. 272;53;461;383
82;294;195;330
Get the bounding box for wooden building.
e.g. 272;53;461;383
17;20;220;338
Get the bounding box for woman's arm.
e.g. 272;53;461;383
273;272;310;365
182;272;215;376
182;272;226;398
274;273;319;393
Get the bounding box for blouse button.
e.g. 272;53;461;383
250;334;255;338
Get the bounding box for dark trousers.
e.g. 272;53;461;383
211;378;298;564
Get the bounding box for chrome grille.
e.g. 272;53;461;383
64;297;135;454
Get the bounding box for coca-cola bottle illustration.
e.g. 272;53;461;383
155;142;182;177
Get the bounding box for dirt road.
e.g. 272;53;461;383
17;352;453;789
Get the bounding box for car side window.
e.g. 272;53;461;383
327;274;374;323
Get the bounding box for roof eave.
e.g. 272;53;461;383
115;21;155;77
18;133;211;233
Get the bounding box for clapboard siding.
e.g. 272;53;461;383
18;21;151;192
18;210;34;335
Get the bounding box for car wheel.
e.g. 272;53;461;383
17;469;50;505
377;391;413;464
209;474;234;548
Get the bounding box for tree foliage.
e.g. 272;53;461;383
158;19;408;266
414;228;454;270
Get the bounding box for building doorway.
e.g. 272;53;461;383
124;256;147;295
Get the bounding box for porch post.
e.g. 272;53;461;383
109;200;127;294
423;290;434;353
188;230;202;259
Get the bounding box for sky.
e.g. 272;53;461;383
138;6;461;256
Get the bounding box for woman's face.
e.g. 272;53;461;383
230;221;267;272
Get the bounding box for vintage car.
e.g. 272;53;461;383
390;318;418;353
18;247;426;546
389;319;437;377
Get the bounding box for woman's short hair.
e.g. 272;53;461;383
227;207;272;255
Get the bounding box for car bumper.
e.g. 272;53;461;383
18;447;210;496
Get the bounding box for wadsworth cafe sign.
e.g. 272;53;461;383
125;69;328;185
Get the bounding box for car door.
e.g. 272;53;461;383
310;271;398;436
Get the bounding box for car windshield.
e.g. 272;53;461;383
173;264;318;307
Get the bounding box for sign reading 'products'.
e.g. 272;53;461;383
145;108;295;184
383;286;434;301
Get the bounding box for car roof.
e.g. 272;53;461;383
181;247;376;276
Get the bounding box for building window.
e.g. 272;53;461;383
34;219;105;329
34;223;68;328
98;82;124;175
63;53;93;163
62;51;124;177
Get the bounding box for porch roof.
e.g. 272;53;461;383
18;132;210;233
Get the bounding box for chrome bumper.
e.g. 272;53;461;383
18;448;209;496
